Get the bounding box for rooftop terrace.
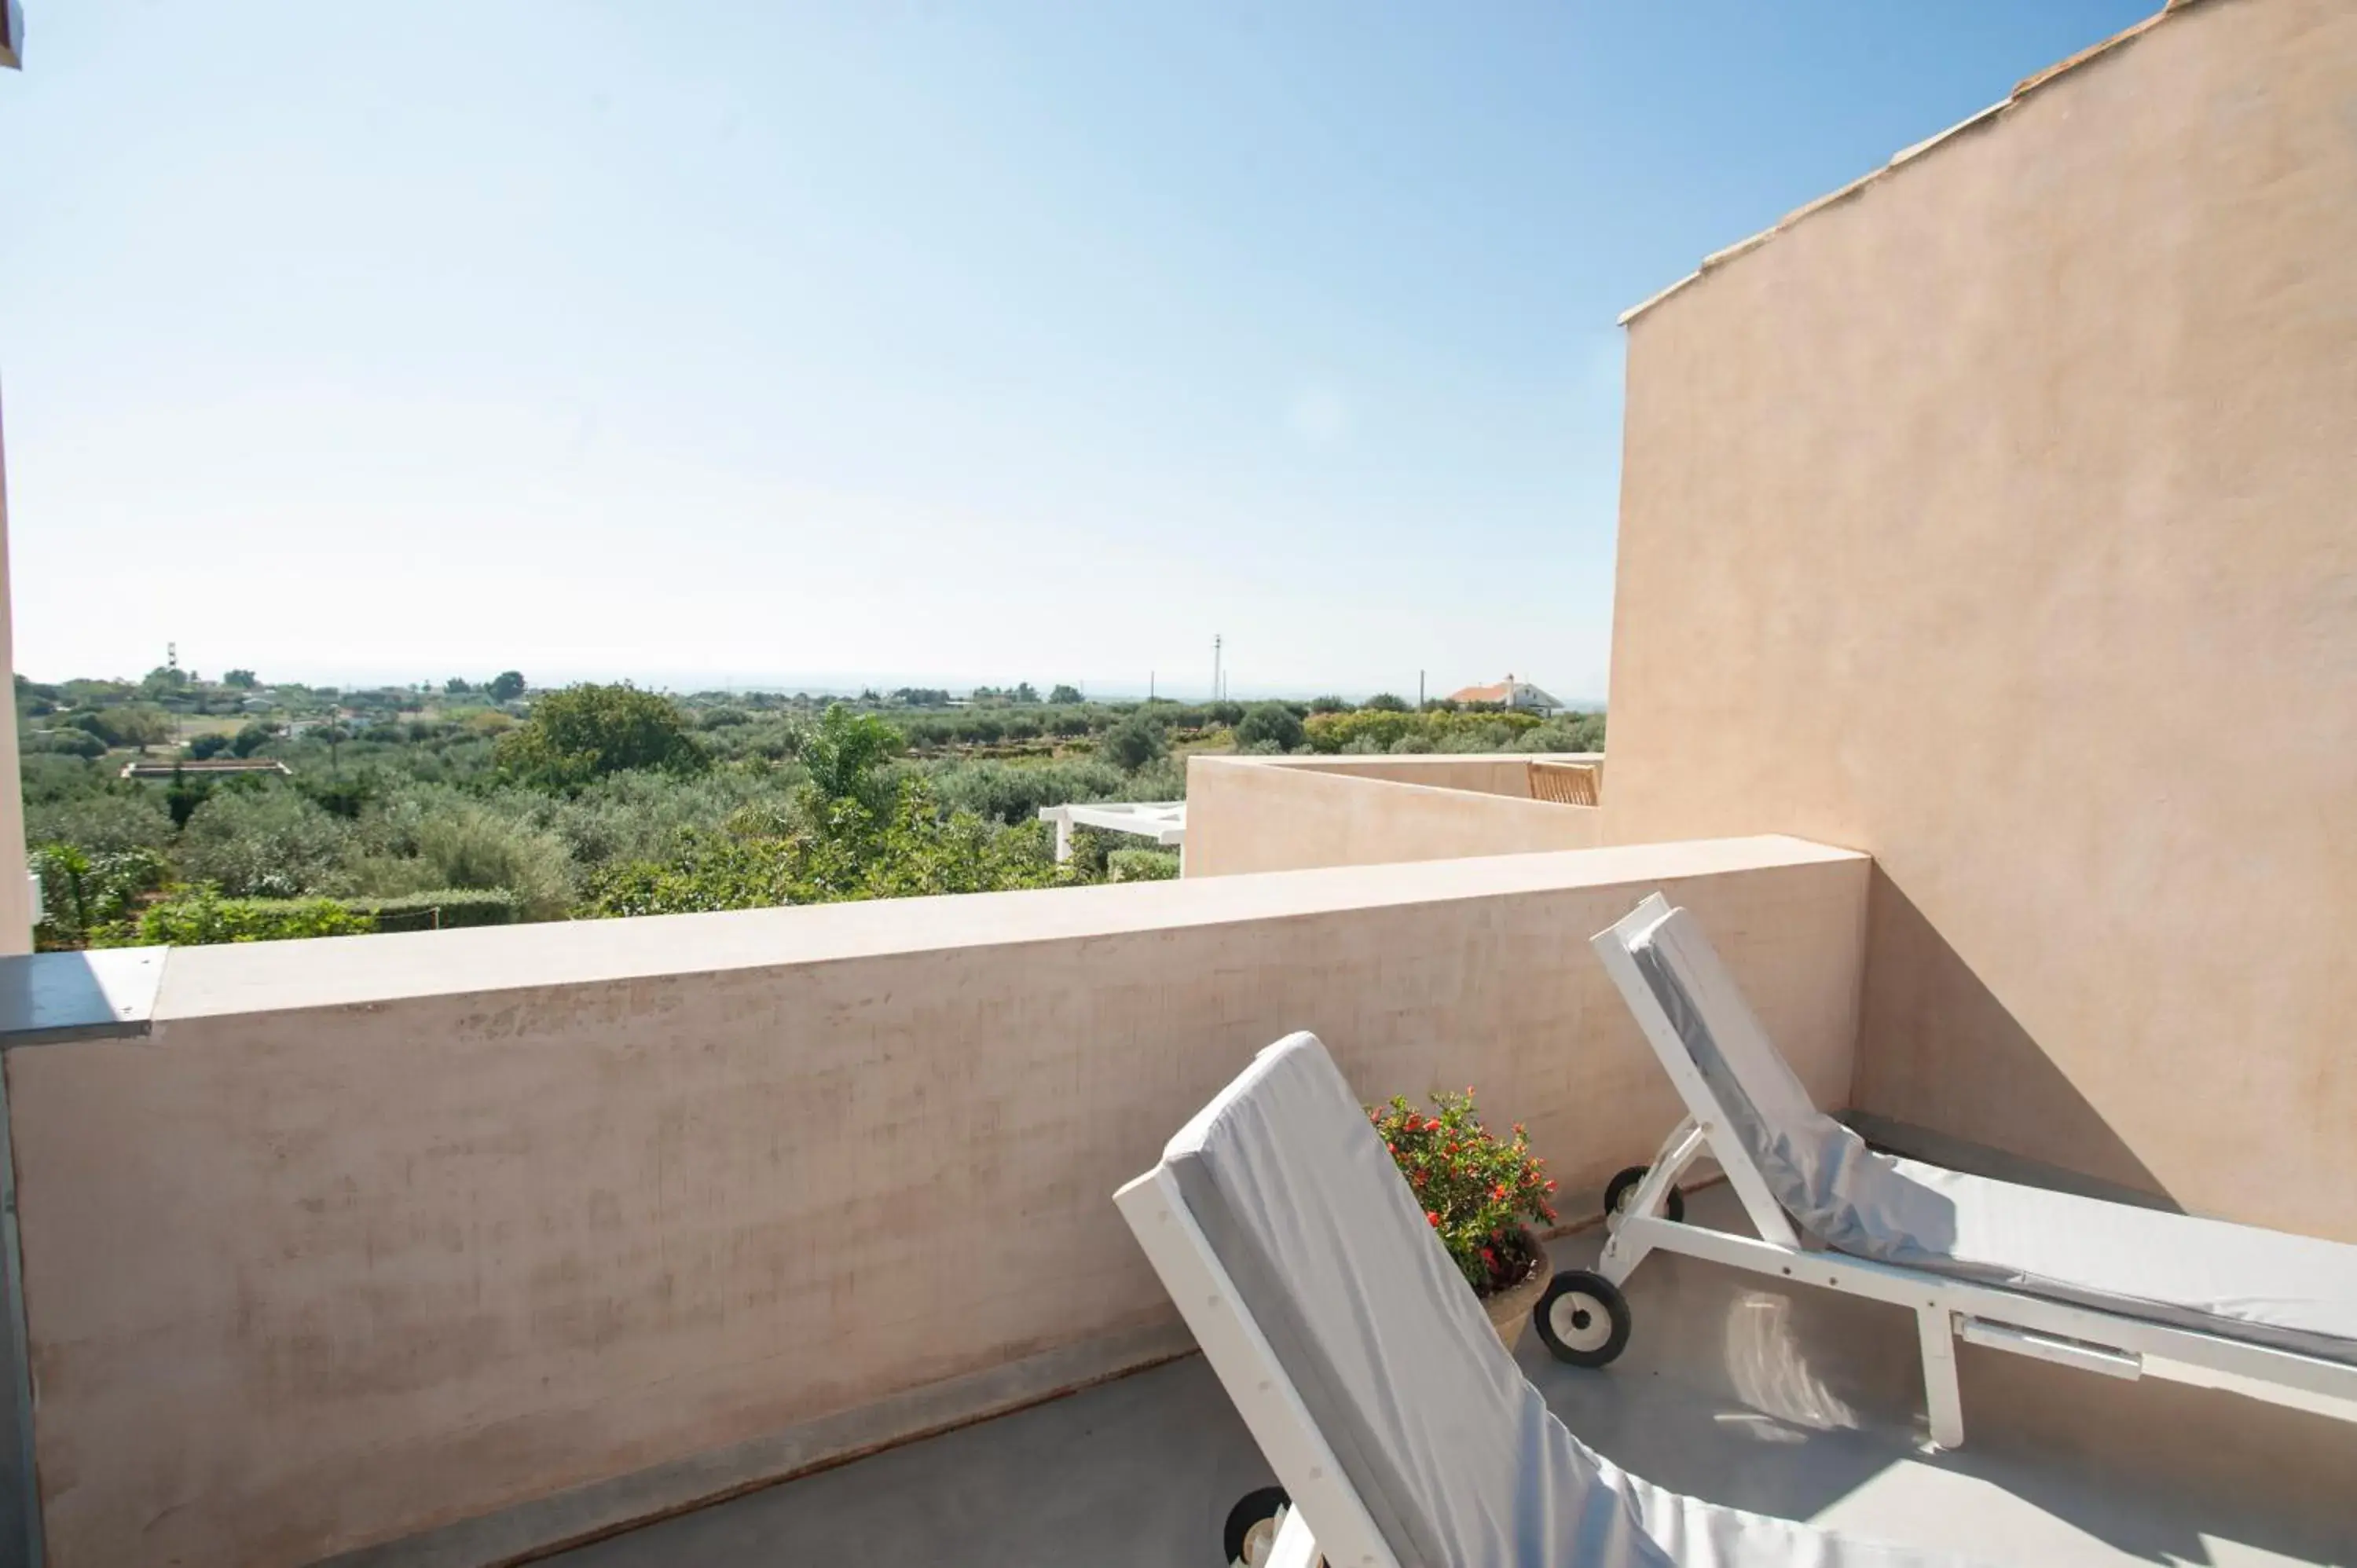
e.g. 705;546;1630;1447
2;831;2349;1566
0;0;2351;1563
527;1188;2357;1567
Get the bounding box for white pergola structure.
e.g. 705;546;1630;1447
1037;801;1185;865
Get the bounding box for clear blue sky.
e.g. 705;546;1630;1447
1;1;2152;700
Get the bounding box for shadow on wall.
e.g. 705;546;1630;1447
1849;869;2176;1209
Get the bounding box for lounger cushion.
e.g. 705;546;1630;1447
1161;1031;1978;1567
1625;902;2357;1368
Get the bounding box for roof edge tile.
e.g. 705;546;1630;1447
1616;270;1702;327
1890;99;2007;169
1617;0;2219;328
2011;10;2167;99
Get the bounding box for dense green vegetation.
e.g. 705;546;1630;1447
18;665;1600;947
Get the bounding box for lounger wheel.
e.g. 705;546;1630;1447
1534;1269;1632;1367
1222;1485;1293;1566
1604;1164;1684;1224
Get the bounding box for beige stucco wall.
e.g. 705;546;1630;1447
0;396;31;953
5;837;1864;1566
1185;755;1603;877
1602;0;2357;1236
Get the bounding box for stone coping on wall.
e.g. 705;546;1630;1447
99;834;1849;1023
1215;750;1604;772
0;947;167;1046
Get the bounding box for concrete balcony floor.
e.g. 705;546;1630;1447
552;1187;2357;1567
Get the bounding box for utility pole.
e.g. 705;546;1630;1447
1418;669;1425;709
1212;634;1222;703
1149;670;1156;701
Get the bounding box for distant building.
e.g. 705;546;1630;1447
119;759;293;781
1446;673;1562;714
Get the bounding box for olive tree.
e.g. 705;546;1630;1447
1100;711;1167;772
496;683;708;789
1233;702;1305;752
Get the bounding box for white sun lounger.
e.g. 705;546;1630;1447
1576;892;2357;1450
1115;1031;1984;1567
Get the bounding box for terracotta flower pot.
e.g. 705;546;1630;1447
1478;1230;1551;1350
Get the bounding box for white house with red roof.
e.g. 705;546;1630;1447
1444;673;1563;713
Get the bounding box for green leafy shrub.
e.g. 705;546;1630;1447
164;768;219;829
1304;709;1545;754
497;683;709;789
26;789;176;855
345;888;522;932
523;768;798;869
1306;709;1414;752
1233;703;1306;752
229;721;280;757
791;705;901;808
345;799;574;919
1099;711;1167;772
410;808;573;918
1369;1088;1558;1295
22;730;105;759
1515;713;1606;753
1106;848;1179;882
1124;756;1188;801
854;789;1067;899
91;705;172;750
178;789;351;897
31;844;171;950
907;757;1128;826
133;891;375;946
581;780;1076;918
299;771;380;821
1436;720;1521;753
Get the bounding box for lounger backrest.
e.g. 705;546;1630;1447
1527;760;1600;807
1620;902;1955;1265
1162;1033;1672;1568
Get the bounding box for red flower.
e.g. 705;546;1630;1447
1492;1183;1508;1200
1544;1179;1558;1192
1426;1211;1442;1227
1480;1247;1496;1265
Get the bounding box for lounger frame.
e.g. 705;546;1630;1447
1591;896;2357;1449
1115;1165;1404;1568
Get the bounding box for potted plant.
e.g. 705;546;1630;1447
1370;1086;1559;1347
